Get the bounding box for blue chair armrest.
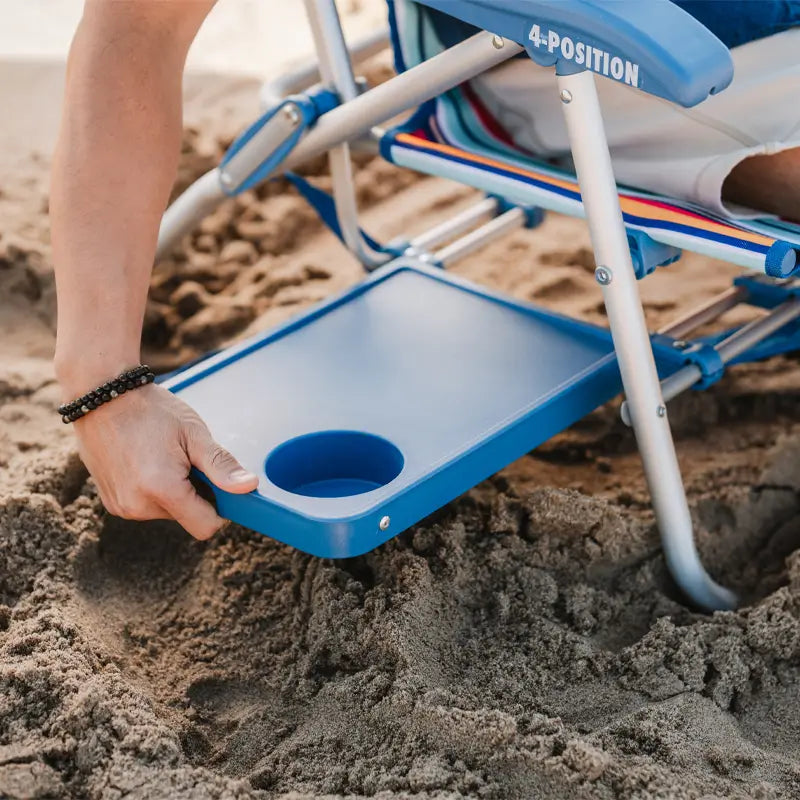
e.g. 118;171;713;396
414;0;734;107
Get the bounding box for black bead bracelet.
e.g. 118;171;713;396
58;365;155;424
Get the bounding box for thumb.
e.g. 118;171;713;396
188;428;259;494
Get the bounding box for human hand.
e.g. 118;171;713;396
70;382;258;539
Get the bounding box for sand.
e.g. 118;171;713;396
3;45;800;800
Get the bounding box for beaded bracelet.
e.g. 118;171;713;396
58;365;155;424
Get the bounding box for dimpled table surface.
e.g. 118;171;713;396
165;260;622;557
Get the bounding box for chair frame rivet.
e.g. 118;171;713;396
491;35;505;49
559;89;573;104
595;266;612;285
657;405;667;417
379;515;391;531
283;104;301;126
219;171;234;189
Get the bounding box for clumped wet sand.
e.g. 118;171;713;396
3;62;800;800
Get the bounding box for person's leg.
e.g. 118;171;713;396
723;148;800;222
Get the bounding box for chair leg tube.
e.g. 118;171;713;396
556;70;737;611
304;0;391;269
156;169;225;262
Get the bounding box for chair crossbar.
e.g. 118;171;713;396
658;287;748;339
382;130;799;278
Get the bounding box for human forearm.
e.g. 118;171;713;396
49;1;258;539
51;1;210;396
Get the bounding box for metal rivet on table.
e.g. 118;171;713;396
595;266;612;285
559;89;573;104
492;35;505;49
657;405;667;417
379;516;391;531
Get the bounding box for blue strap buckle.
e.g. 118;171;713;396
734;275;800;309
490;194;544;229
627;229;682;279
682;342;725;389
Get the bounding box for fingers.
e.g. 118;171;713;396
73;388;247;540
100;489;170;523
186;426;259;494
156;478;227;541
99;474;224;540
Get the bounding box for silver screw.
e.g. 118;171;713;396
379;516;391;531
283;104;301;125
672;340;690;350
595;266;613;285
491;35;504;49
559;89;573;104
219;171;235;189
657;405;667;417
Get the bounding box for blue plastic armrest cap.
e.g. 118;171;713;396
414;0;734;107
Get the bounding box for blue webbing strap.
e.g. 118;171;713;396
284;172;406;258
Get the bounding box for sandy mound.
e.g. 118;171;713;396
4;402;800;799
3;60;800;799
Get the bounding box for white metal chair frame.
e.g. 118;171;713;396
157;0;800;611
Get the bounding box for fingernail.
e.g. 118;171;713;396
229;468;257;484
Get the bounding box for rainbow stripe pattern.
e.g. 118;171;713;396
383;0;800;276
